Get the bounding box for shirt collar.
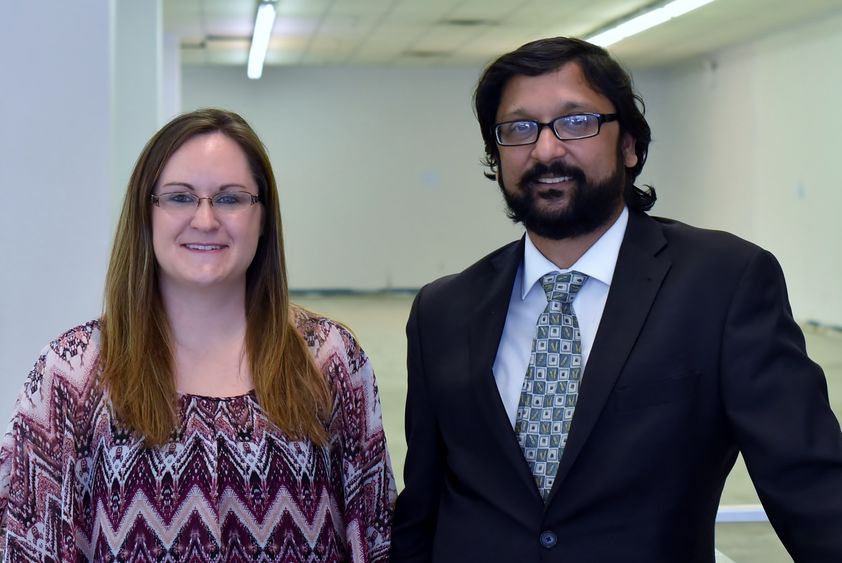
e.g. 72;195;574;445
520;206;629;300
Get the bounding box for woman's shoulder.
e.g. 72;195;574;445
292;307;368;375
42;319;101;370
47;319;101;358
23;319;103;405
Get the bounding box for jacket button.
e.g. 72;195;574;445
539;530;557;549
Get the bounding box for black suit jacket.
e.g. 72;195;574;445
390;211;842;563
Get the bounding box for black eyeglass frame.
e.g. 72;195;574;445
494;112;619;146
150;192;261;209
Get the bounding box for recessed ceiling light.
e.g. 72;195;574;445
588;0;716;47
248;1;277;79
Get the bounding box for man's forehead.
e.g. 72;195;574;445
497;64;612;118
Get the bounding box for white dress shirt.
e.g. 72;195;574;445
492;207;629;426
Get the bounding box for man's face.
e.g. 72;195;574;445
495;62;638;240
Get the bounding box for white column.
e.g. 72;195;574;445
112;0;163;212
163;33;183;123
0;0;164;424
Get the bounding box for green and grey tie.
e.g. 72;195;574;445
515;270;588;500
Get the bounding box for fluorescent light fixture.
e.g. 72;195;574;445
247;1;277;79
587;0;715;48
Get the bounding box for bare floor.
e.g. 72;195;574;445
295;292;842;563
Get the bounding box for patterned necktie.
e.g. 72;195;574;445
515;270;588;500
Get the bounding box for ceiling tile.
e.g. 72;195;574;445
164;0;842;70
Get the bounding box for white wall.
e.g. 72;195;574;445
182;65;522;290
633;11;842;326
751;16;842;327
632;50;758;241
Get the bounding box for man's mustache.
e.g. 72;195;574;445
519;162;586;190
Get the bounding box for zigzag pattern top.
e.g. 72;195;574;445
0;313;396;562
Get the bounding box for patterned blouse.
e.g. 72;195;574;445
0;313;395;562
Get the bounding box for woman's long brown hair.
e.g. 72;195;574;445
101;108;331;446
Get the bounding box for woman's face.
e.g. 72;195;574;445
151;132;263;295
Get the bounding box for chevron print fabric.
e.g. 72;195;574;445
0;315;395;562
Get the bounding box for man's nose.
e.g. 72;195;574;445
530;126;569;162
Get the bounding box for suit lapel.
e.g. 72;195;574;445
547;211;671;502
468;238;545;504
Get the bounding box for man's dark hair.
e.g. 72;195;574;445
474;36;656;211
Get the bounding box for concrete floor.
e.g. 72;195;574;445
295;292;842;563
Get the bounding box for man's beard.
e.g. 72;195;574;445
498;152;626;240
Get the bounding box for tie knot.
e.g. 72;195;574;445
541;271;588;304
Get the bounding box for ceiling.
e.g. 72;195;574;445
165;0;842;70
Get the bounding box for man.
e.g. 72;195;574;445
390;37;842;562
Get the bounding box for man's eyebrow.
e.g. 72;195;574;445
498;102;599;121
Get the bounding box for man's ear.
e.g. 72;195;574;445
621;133;638;169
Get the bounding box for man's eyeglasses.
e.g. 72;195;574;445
150;191;261;214
494;112;618;146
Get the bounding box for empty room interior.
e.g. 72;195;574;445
3;1;842;561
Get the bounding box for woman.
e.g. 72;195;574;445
0;108;395;561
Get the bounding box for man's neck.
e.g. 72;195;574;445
527;206;623;269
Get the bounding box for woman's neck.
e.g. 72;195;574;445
160;281;254;397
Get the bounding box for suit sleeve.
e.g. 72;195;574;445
721;248;842;561
390;287;446;563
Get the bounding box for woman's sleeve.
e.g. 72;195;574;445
331;327;397;563
0;337;84;561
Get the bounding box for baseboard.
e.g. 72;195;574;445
804;320;842;336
